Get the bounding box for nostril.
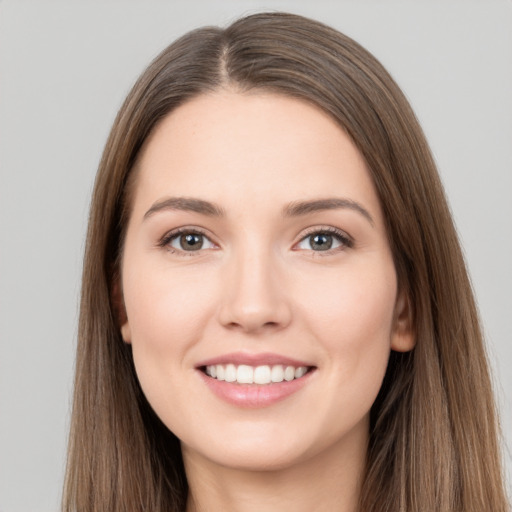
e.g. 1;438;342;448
217;279;293;333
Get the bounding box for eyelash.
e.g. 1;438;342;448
158;227;215;255
157;226;353;255
295;226;353;254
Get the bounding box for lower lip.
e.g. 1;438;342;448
197;370;314;408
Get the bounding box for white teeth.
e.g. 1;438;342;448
271;365;284;383
253;365;271;384
225;364;237;382
237;365;254;384
205;364;309;384
284;366;295;381
295;366;307;378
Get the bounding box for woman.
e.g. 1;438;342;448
63;12;509;512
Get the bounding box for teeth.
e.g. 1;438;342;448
225;364;236;382
271;365;284;383
237;365;253;384
295;366;307;378
254;365;271;384
205;364;309;384
205;365;217;378
284;366;295;381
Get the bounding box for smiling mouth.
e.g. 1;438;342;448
201;364;315;385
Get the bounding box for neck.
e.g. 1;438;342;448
183;421;367;512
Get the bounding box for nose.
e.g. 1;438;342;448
217;247;292;334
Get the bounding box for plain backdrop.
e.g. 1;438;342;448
1;1;511;510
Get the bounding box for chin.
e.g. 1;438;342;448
187;439;310;473
179;416;366;475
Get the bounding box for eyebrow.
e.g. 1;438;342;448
144;197;226;219
143;196;374;226
283;198;374;226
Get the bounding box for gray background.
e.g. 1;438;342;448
1;1;511;510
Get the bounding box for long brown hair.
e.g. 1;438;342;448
63;12;509;511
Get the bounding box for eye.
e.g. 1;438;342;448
162;230;216;253
295;228;352;252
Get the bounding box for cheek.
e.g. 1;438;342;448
121;259;220;402
298;257;396;339
295;257;397;390
123;260;217;345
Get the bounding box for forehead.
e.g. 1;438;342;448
131;91;380;219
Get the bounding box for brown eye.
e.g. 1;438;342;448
167;231;215;252
179;233;203;251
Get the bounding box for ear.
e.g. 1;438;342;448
112;278;132;344
120;321;132;344
390;289;415;352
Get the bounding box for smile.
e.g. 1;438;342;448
204;364;310;384
196;354;316;407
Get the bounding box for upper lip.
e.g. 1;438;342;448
195;352;314;368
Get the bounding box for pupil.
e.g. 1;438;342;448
181;233;202;251
311;234;332;251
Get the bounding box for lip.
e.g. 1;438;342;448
195;352;316;408
195;351;313;368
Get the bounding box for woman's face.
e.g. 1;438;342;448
120;91;413;472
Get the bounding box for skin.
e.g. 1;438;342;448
120;91;414;512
